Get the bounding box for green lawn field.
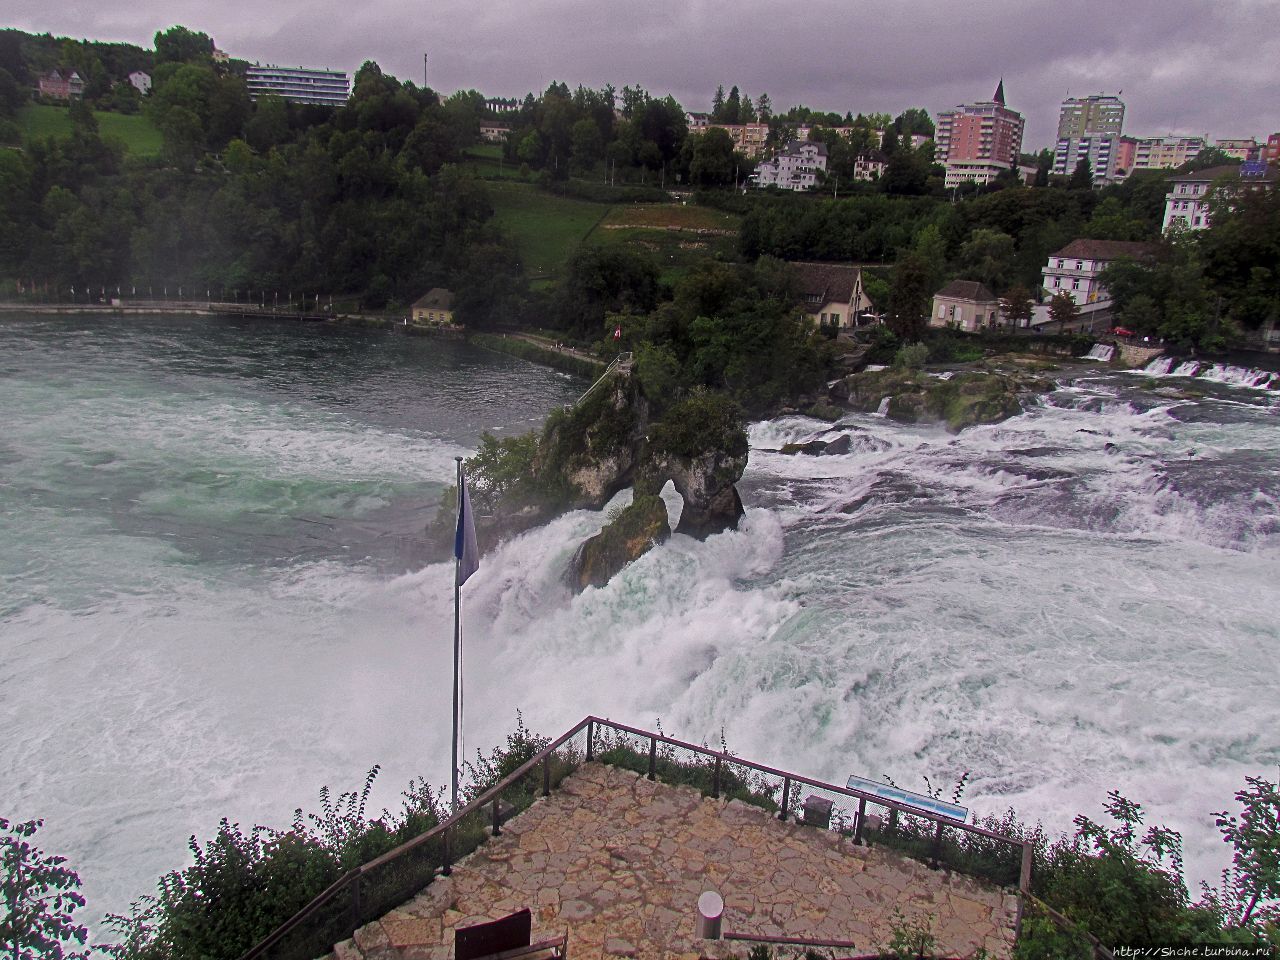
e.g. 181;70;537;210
20;104;163;156
486;181;613;279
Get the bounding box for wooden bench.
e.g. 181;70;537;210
454;909;567;960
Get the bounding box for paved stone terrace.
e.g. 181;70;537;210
333;763;1017;960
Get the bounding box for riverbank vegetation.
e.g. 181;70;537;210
7;721;1276;959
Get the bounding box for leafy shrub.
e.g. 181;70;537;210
892;342;929;370
1;818;90;960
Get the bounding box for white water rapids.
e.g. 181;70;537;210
3;315;1279;930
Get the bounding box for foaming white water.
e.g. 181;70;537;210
1083;343;1114;362
6;317;1279;927
1138;355;1279;391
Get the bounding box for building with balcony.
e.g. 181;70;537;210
1057;94;1125;140
1052;94;1128;183
245;64;350;106
38;69;84;100
754;141;827;191
1215;138;1260;161
1041;239;1155;303
1162;162;1279;233
935;81;1024;186
1131;136;1205;171
852;152;888;181
713;122;770;158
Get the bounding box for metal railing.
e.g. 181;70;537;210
241;716;1032;960
572;352;632;407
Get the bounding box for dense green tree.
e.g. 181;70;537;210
1069;157;1094;190
1048;290;1080;327
153;25;213;64
551;245;660;338
999;284;1034;329
958;228;1017;292
886;252;932;340
685;127;736;187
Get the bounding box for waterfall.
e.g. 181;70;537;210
1083;343;1115;362
875;396;891;416
1141;357;1277;389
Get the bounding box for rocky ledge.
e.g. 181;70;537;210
830;367;1053;433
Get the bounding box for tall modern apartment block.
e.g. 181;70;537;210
245;64;350;106
935;81;1025;184
1057;94;1125;140
1052;94;1127;183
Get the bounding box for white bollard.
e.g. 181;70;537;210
695;890;724;940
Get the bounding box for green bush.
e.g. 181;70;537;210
892;342;929;370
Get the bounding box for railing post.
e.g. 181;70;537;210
586;720;594;761
543;754;551;797
648;736;657;780
492;797;501;836
931;821;944;869
442;826;452;876
712;755;722;799
350;873;362;928
779;777;791;821
1016;841;1034;942
853;798;867;845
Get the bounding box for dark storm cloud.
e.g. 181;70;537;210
8;0;1279;148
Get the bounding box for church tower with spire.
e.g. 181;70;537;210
934;79;1025;185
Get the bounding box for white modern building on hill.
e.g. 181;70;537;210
245;64;350;106
1162;162;1279;232
754;141;827;191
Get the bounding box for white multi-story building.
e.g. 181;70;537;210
852;153;887;181
245;64;350;106
1053;135;1125;183
128;71;151;95
1041;239;1154;304
753;141;827;191
1163;162;1279;232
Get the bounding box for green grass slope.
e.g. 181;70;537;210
20;104;162;156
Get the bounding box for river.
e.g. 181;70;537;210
2;313;1278;928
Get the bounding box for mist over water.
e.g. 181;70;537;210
3;314;1278;927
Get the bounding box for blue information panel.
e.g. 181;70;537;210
846;774;970;822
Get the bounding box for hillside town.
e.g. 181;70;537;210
5;26;1280;352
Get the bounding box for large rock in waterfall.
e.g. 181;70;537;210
569;494;671;591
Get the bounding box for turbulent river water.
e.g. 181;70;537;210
3;313;1278;927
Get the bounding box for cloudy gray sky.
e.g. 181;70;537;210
10;0;1280;149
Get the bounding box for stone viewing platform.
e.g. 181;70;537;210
331;763;1017;960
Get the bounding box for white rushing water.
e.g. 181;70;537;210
3;316;1280;930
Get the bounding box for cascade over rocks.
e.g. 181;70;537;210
458;372;749;591
830;367;1052;433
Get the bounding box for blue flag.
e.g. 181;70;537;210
454;471;479;586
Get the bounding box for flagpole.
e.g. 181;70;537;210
452;455;463;816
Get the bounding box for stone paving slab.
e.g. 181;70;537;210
332;763;1017;960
